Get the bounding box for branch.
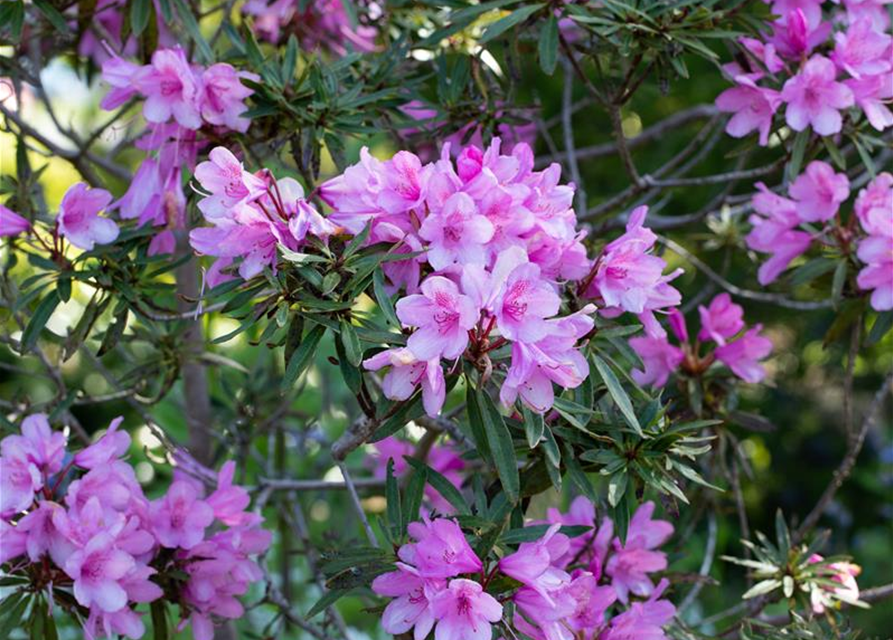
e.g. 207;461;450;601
338;462;380;548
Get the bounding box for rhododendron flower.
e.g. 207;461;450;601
0;453;42;517
396;276;479;361
6;413;67;476
499;523;570;605
606;502;674;603
99;55;141;110
768;8;831;59
0;520;28;563
149;480;215;549
788;161;850;223
133;47;202;129
600;579;676;640
1;203;30;237
846;72;893;130
194;147;267;219
768;0;825;29
491;257;561;343
429;578;502;640
402;517;483;579
206;461;256;526
746;183;813;285
629;336;684;388
200;63;257;132
781;55;855;135
544;496;598;568
64;532;136;612
831;18;892;78
363;348;447;417
379;150;429;214
715;325;773;383
808;554;863;613
698;293;746;345
372;565;441;639
419;192;494;269
57;183;119;251
715;74;782;146
74;417;129;469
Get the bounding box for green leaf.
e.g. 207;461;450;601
403;465;426;532
0;1;25;41
385;458;402;540
867;311;893;346
130;0;152;36
20;291;60;354
150;600;169;640
405;457;471;515
476;390;520;503
538;14;559;75
607;471;628;507
339;320;363;367
281;324;326;392
522;405;544;449
33;0;68;33
480;3;545;44
370;395;425;442
306;588;351;619
171;0;213;63
343;222;372;260
563;441;597;503
373;269;400;327
591;355;642;436
775;509;791;556
786;130;810;181
831;259;847;306
465;382;492;459
0;591;30;638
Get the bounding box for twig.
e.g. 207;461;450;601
561;59;586;215
256;478;384;491
678;510;718;615
338;462;380;548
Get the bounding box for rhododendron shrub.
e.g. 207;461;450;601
2;0;890;638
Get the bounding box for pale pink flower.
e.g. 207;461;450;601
600;579;676;640
4;413;67;476
74;417;129;469
57;183;119;251
854;172;893;236
379;151;429;214
788;161;850;223
429;578;502;640
363;348;447;417
715;325;773;383
715;74;782;146
492;258;561;343
739;37;784;73
857;236;893;310
0;520;27;563
831;18;892;78
396;276;479;361
0;203;30;237
419;192;494;269
698;293;745;345
846;72;893;130
99;54;141;110
0;451;42;518
629;336;684;388
199;63;257;132
206;461;256;527
499;523;570;605
402;516;483;579
372;564;441;640
64;532;136;612
808;554;863;613
781;55;855;135
606;502;673;603
544;496;597;568
133;47;202;129
149;480;215;549
746;183;813;285
194;147;267;219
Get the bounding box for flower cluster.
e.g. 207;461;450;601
631;293;773;386
241;0;378;53
745;165;892;311
368;436;465;513
0;414;270;640
319;140;682;416
372;498;676;640
807;554;863;614
716;0;891;143
99;47;256;255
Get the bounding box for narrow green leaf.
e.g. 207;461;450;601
20;291;60;354
522;405;544;449
150;600;169;640
607;471;628;507
373;269;400;327
33;0;68;33
129;0;152;36
592;355;642;436
563;441;597;503
538;14;559;75
787;130;810;181
339;320;363;367
370;395;425;442
403;465;426;531
306;588;351;619
171;0;213;63
385;458;402;540
405;457;471;515
480;3;545;43
477;390;520;503
831;259;847;306
281;324;326;392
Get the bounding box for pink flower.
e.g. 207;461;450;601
402;516;483;579
364;348;447;417
396;276;479;361
64;532;136;612
789;161;850;223
379;151;429;214
738;37;784;73
606;502;674;603
200;63;256;132
0;520;27;563
715;325;773;383
206;461;256;526
0;450;42;518
746;183;813;285
857;235;893;311
133;47;202;129
768;0;824;29
600;579;675;640
194;147;267;219
544;496;598;569
491;258;561;343
99;54;141;110
808;554;863;613
149;480;215;549
499;523;570;605
6;413;67;476
58;183;119;251
847;72;893;130
429;578;502;640
83;607;146;640
831;18;892;78
419;192;494;269
629;336;684;388
372;564;441;640
74;417;129;469
715;75;782;146
0;203;30;236
781;55;855;135
698;293;745;345
854;172;893;236
768;9;831;59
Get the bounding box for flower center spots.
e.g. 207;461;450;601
504;281;529;319
442;549;456;564
408;588;426;605
456;594;472;616
160;78;182;97
606;265;628;279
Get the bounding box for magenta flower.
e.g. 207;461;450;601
99;54;141;110
715;74;782;146
600;578;676;640
372;564;441;640
379;151;429;214
200;63;257;132
768;0;824;29
831;18;892;78
64;532;136;612
429;578;502;640
544;496;598;569
854;172;893;235
57;183;119;251
606;502;673;603
715;325;773;383
396;276;479;361
847;72;893;130
499;523;570;605
0;520;27;563
698;293;746;345
746;183;813;285
1;203;30;237
364;348;447;417
629;336;684;388
789;161;850;223
0;453;41;517
402;516;483;579
6;413;67;476
206;461;255;526
768;8;831;59
781;55;855;136
133;47;202;129
493;260;561;343
149;480;215;549
419;192;494;269
194;147;267;218
74;417;129;469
